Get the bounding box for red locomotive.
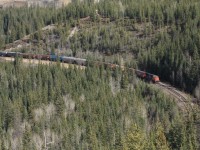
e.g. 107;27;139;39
135;70;160;83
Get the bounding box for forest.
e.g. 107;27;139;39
0;59;198;149
0;0;200;149
0;0;200;95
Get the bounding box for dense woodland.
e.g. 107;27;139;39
0;0;200;149
0;0;200;95
0;60;198;149
0;0;200;96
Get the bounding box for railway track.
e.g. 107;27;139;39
156;82;191;114
1;55;200;143
156;82;200;147
0;56;86;69
0;55;197;116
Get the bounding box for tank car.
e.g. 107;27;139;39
75;58;87;65
6;52;21;57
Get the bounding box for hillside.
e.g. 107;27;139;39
0;59;198;149
1;0;200;95
0;0;200;149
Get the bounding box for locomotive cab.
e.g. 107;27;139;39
152;75;160;83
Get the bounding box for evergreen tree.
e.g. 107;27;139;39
122;124;146;150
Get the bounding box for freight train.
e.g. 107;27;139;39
0;51;160;83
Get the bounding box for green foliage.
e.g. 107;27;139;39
1;0;200;94
0;1;199;148
154;123;170;150
22;126;32;150
120;70;129;89
122;124;146;150
0;61;197;149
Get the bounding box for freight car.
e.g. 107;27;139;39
7;52;21;57
102;62;119;69
0;51;50;60
88;60;119;69
50;55;57;61
60;56;87;66
0;52;21;57
0;51;7;56
34;54;50;60
21;53;50;60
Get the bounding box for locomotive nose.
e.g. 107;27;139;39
153;76;160;82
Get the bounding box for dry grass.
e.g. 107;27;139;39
45;103;56;120
34;108;44;122
63;95;75;117
61;0;71;5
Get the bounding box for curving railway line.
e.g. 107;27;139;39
0;52;198;115
156;82;200;144
0;52;196;106
156;82;200;143
156;82;191;114
0;52;200;143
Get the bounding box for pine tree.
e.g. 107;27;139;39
120;70;129;89
22;126;32;150
154;123;170;150
122;124;146;150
